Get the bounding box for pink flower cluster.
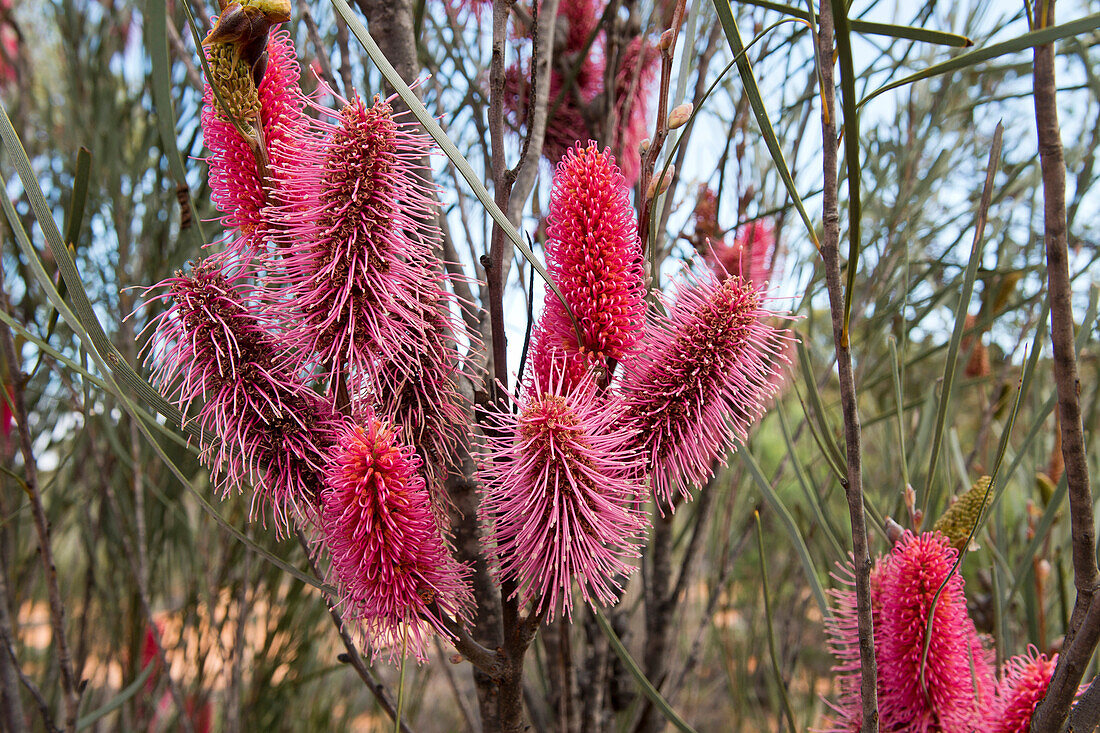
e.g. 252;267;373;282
503;0;659;186
323;420;472;660
692;185;778;288
150;25;471;660
157;11;792;647
481;142;789;618
820;530;1060;733
201;29;306;248
480;372;644;621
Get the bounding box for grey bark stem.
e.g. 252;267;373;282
354;0;418;89
816;4;878;731
1030;1;1099;727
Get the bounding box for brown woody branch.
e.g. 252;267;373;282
816;4;878;731
1030;1;1099;727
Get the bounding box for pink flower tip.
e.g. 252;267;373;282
530;142;646;392
990;647;1058;733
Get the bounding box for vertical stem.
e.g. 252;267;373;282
0;562;26;733
1030;0;1099;727
0;278;80;732
815;4;878;731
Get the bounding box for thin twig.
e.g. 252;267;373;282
502;0;561;281
815;4;878;731
294;532;415;733
0;569;30;733
166;17;204;90
637;0;687;254
434;638;479;732
1030;0;1099;726
298;0;341;94
0;277;81;732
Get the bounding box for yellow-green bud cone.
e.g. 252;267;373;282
933;475;992;551
208;42;261;127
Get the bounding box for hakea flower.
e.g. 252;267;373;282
202;27;305;246
989;647;1057;733
818;530;996;733
321;418;472;661
144;253;337;530
876;530;996;731
616;270;788;506
479;370;646;621
268;90;441;388
529;143;646;391
0;0;20;88
705;219;776;288
611;37;659;186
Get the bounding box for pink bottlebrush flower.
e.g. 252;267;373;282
611;37;659;186
144;253;336;530
989;648;1057;733
0;0;20;88
706;219;776;288
321;419;472;661
529;142;646;391
479;371;645;621
559;0;601;52
202;28;305;246
503;59;602;171
692;184;721;245
876;530;996;732
268;91;441;389
818;531;996;733
616;271;789;506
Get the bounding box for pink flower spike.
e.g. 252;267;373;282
268;93;441;389
321;419;473;662
818;532;997;733
989;647;1058;733
143;253;337;531
616;270;789;507
819;531;995;733
201;29;305;248
875;530;996;732
479;370;645;621
503;0;604;168
529;142;646;391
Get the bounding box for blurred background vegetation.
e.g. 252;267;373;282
0;0;1097;730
